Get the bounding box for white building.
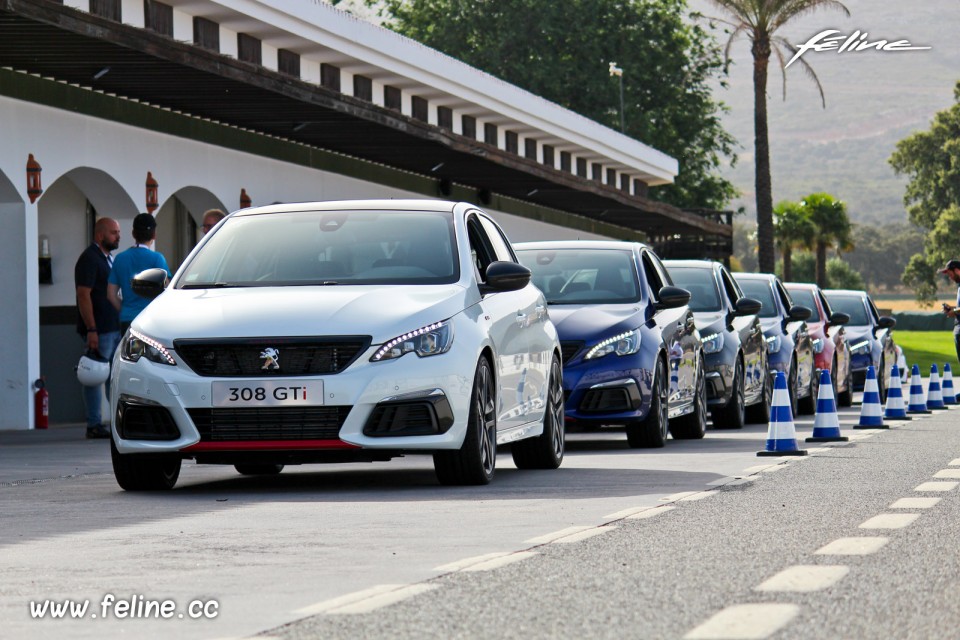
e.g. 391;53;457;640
0;0;729;429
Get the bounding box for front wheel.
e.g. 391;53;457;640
746;366;771;425
713;358;746;429
671;355;706;439
627;358;668;448
513;356;565;469
797;362;817;415
434;357;497;486
837;359;854;407
111;438;181;491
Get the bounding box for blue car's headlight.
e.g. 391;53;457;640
120;329;176;365
371;321;454;362
765;335;782;354
702;332;724;355
585;329;641;360
850;339;871;356
812;338;825;354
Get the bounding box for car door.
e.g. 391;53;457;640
722;267;765;400
820;289;849;383
777;280;813;393
641;249;697;412
867;295;896;388
473;214;548;430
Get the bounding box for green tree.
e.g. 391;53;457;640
773;200;814;282
844;223;925;291
890;82;960;304
825;257;864;290
799;192;853;289
377;0;737;209
706;0;849;274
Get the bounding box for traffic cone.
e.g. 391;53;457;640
855;365;888;429
806;369;848;442
942;363;957;405
883;364;910;421
907;364;931;414
927;364;947;410
758;371;807;456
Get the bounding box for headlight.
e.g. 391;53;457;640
371;321;454;362
850;340;871;355
585;329;641;360
702;332;724;355
120;329;176;366
765;335;782;354
812;338;825;354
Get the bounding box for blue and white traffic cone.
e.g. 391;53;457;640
806;369;848;442
927;364;947;410
907;364;931;414
855;365;888;429
758;371;807;456
942;363;957;405
883;364;910;421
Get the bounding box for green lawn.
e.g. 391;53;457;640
895;331;958;376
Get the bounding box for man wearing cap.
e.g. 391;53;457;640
108;213;171;335
940;259;960;363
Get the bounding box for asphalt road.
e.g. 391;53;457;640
2;390;959;640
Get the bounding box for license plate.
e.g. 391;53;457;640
211;380;324;407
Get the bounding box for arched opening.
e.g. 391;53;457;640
154;187;226;273
0;169;29;429
37;168;137;424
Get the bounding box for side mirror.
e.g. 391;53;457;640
131;268;169;300
734;297;762;317
829;311;850;326
482;261;531;294
656;285;691;310
877;316;896;330
788;305;811;321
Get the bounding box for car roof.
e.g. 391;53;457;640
784;282;818;291
732;272;776;282
233;199;462;217
662;259;719;270
514;240;650;251
824;289;868;298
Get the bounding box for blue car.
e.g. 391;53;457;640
733;273;816;416
823;289;897;400
515;241;704;448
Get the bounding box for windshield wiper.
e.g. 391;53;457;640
180;282;245;289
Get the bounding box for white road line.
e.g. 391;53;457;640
460;552;537;572
815;537;889;556
552;526;617;543
934;469;960;479
296;583;436;616
754;565;849;592
684;603;800;639
434;552;515;572
889;497;941;509
948;458;960;466
604;505;656;519
662;491;700;501
680;491;719;502
915;481;959;492
627;505;676;519
525;526;593;544
859;513;920;529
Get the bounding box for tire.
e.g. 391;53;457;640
837;360;853;407
434;357;497;485
513;356;565;469
797;361;817;415
111;438;181;491
876;358;887;404
671;355;706;440
627;358;668;448
746;365;772;425
235;464;284;475
713;358;746;429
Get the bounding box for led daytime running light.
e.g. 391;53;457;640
851;340;870;353
586;330;636;360
373;321;445;361
129;329;176;365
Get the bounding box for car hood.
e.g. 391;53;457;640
843;325;874;343
692;311;726;335
548;304;644;342
134;284;473;345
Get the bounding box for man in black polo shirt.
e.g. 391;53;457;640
941;260;960;364
74;217;121;439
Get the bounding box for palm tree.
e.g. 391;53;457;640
706;0;849;274
773;200;814;282
800;192;853;287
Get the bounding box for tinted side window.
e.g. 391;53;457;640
719;268;740;308
478;216;516;262
466;216;497;282
775;281;793;312
818;291;833;318
867;297;881;323
641;252;664;300
647;252;674;287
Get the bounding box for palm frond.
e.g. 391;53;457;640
770;0;850;32
724;24;750;63
773;36;826;107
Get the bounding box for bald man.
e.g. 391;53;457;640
74;217;121;439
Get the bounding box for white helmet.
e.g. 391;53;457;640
76;351;110;387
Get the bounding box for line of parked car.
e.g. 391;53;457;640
109;201;898;491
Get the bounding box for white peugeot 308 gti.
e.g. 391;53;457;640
110;200;563;490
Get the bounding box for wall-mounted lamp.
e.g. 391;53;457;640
145;172;159;213
240;188;252;209
26;153;43;203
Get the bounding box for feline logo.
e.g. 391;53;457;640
786;30;930;69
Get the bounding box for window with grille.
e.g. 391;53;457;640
278;49;300;77
412;96;428;122
353;75;372;101
193;17;219;51
462;115;476;139
561;151;572;172
90;0;120;21
384;86;402;111
505;131;518;154
484;123;498;145
238;33;262;65
143;0;172;35
524;139;537;160
438;106;453;130
543;145;555;167
576;158;587;178
321;63;340;91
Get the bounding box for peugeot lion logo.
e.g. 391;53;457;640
260;348;280;370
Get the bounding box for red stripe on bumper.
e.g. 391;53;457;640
181;440;359;452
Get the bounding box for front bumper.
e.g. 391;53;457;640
561;357;652;425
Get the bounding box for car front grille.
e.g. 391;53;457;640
560;341;583;363
187;406;352;441
174;337;370;377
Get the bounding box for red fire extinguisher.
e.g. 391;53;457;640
34;377;48;430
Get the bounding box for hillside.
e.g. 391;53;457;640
687;0;960;224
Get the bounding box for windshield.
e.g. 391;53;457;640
824;294;870;325
786;288;821;322
667;267;722;312
735;279;779;318
516;249;640;304
177;210;459;287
